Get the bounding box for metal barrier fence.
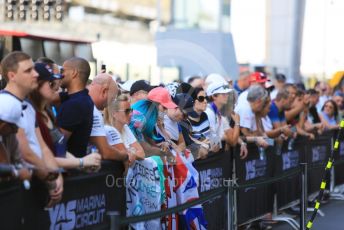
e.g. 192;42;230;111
1;130;344;230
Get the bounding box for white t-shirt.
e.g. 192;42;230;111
234;89;258;131
270;89;278;100
236;90;249;108
262;116;273;132
205;105;224;147
18;101;42;158
90;106;106;137
104;125;136;149
120;125;137;149
235;104;256;131
163;115;180;141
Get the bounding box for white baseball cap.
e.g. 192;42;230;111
118;79;135;92
205;73;231;86
0;93;23;125
206;82;233;96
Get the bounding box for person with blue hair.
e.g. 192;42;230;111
129;87;178;158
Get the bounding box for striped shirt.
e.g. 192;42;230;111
188;112;211;141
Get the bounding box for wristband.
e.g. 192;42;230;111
79;158;84;169
12;166;19;178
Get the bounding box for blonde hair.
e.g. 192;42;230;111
104;94;129;126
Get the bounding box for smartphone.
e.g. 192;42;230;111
101;64;106;73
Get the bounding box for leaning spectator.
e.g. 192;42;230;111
129;87;177;159
285;83;304;122
188;76;204;88
57;57;94;158
319;100;339;130
332;92;344;120
304;89;324;134
1;51;63;207
129;80;154;105
185;87;214;159
161;93;192;153
104;94;145;160
266;88;293;138
206;82;242;151
0;93;32;181
30;63;101;170
233;70;251;96
270;73;286;100
87;73;129;162
315;81;332;112
240;85;270;148
187;88;211;144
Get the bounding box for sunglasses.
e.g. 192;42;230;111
117;108;133;115
196;96;208;102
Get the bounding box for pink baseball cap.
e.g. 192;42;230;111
147;87;178;109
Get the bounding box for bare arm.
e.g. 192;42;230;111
55;152;101;169
139;141;164;157
90;136;128;161
285;101;304;122
176;133;186;152
16;128;47;171
319;114;339;130
36;128;59;170
129;142;145;160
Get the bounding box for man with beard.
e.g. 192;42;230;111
57;57;94;158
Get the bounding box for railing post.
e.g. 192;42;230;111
300;163;308;230
226;179;235;230
107;211;120;230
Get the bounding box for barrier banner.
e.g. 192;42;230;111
193;151;231;230
235;144;273;224
305;133;332;194
9;160;126;230
274;138;303;209
334;140;344;185
0;180;22;230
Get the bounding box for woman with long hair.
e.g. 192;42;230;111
103;94;145;160
320;99;339;130
29;61;101;170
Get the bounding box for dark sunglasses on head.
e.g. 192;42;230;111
117;108;133;115
196;96;208;102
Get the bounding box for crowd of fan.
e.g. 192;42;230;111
0;51;342;210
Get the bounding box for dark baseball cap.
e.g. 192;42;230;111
275;73;286;82
172;93;194;114
35;63;63;82
130;80;154;96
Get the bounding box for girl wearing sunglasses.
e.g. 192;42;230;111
187;88;211;158
104;95;145;161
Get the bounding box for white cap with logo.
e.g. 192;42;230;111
206;82;233;96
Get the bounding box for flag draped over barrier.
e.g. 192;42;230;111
126;158;162;230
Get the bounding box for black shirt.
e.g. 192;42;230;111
57;89;94;157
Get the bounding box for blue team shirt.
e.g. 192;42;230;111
57;89;94;157
268;101;286;124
